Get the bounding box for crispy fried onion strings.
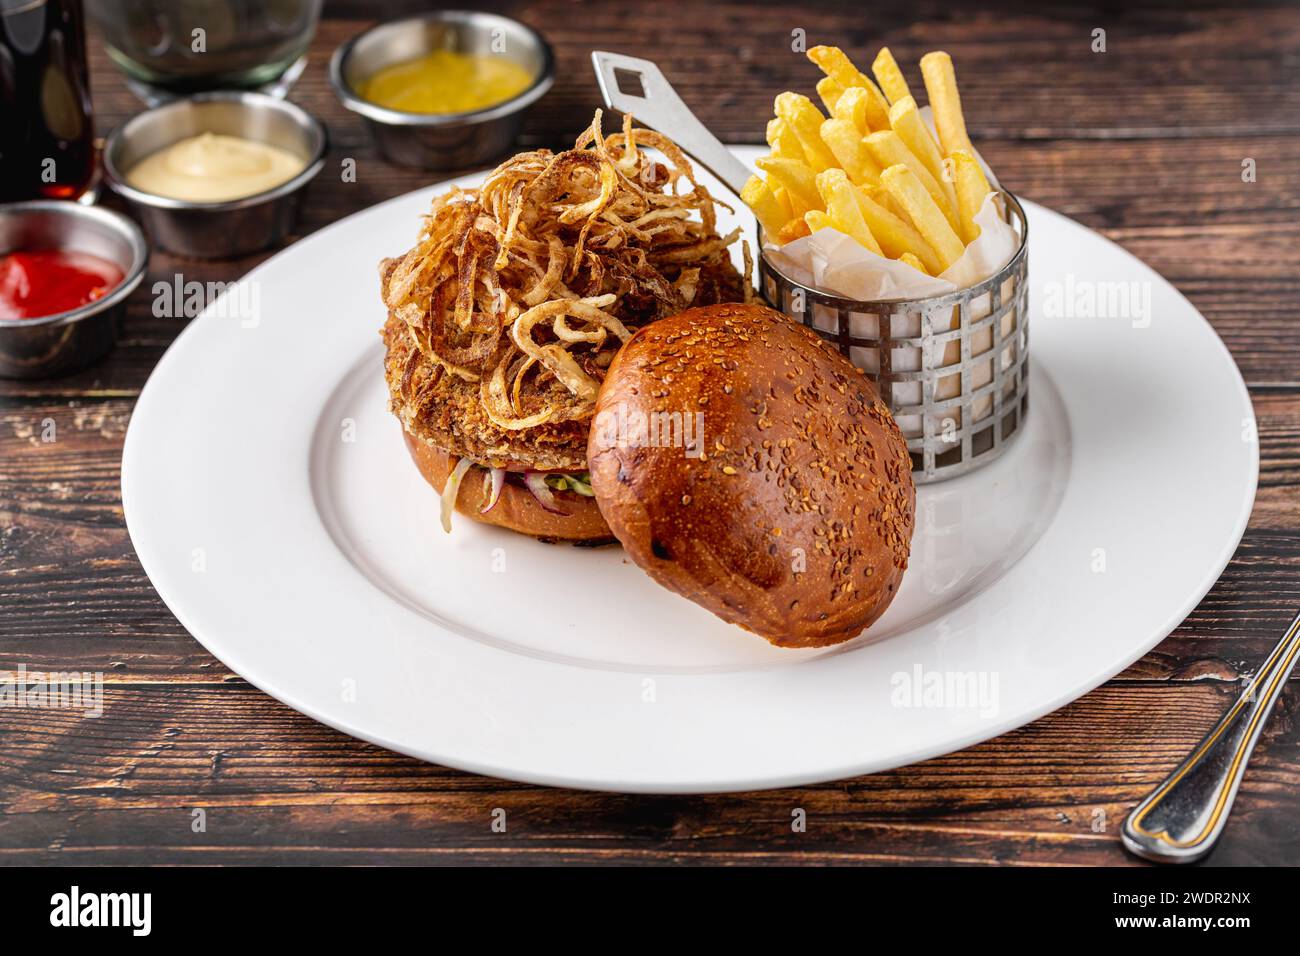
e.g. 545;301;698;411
383;110;751;435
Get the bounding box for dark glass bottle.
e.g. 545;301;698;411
0;0;95;202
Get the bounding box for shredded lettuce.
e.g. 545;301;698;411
543;471;594;496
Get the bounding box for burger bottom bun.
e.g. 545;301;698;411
402;430;614;544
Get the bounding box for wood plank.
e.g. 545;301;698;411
0;681;1294;864
983;136;1300;229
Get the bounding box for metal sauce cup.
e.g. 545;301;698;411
330;11;554;169
0;201;148;379
102;92;328;259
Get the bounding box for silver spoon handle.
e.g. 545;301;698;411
591;50;754;198
1122;607;1300;863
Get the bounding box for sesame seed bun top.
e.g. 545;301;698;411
588;303;915;648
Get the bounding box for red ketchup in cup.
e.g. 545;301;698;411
0;249;125;320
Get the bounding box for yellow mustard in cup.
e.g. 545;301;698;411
356;49;533;114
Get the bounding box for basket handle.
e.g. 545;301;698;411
591;51;753;198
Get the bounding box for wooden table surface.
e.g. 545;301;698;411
2;0;1297;866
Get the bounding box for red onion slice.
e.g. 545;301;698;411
524;472;570;516
480;467;506;514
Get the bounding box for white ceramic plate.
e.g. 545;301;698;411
122;147;1257;793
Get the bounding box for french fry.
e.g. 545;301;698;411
888;96;946;182
815;76;844;114
782;189;815;219
815;168;882;255
950;149;992;244
830;86;871;134
865;130;960;236
920;51;973;157
807;46;891;129
807;44;867;87
819;118;881;186
742;175;790;238
803;209;835;233
854;186;945;275
765;117;806;163
771;183;793;219
868;184;911;222
879;164;966;271
871;46;912;104
898;251;929;275
778;218;812;243
889;96;958;212
774;92;839;172
858;81;894;134
755;155;823;217
864;130;960;234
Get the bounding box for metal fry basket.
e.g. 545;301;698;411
760;192;1030;483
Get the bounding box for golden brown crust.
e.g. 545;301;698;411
587;303;915;647
403;430;613;543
